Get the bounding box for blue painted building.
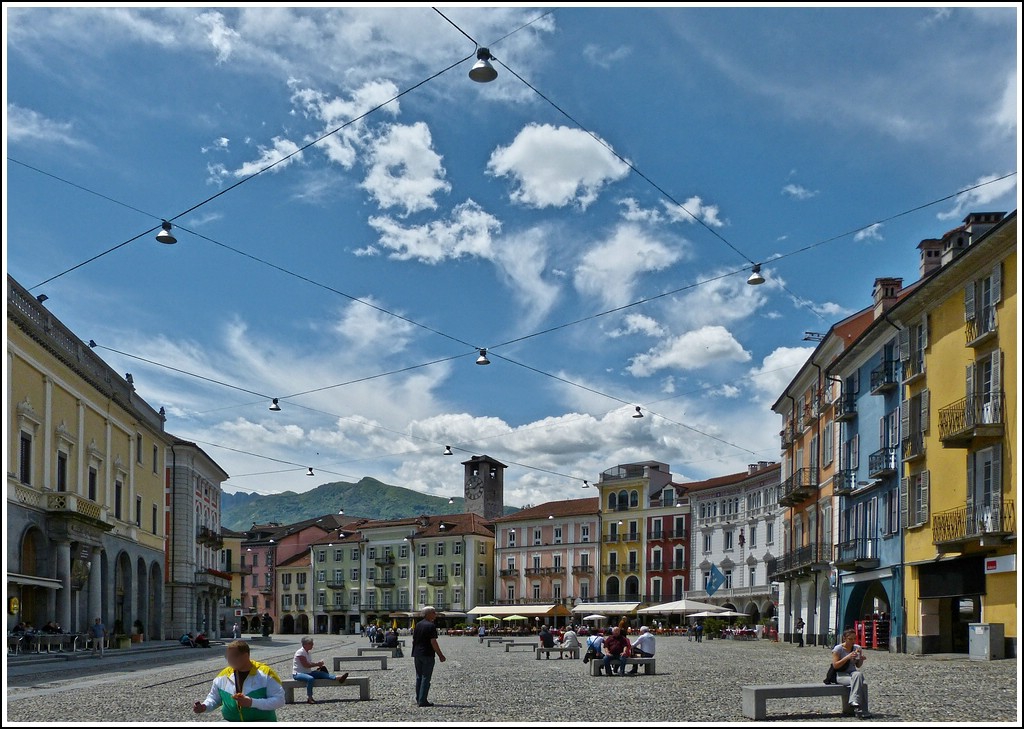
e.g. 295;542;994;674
826;277;909;652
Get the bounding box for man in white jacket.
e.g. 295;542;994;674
193;640;285;721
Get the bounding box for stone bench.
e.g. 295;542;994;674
536;646;580;660
486;638;513;646
281;676;370;703
589;656;656;676
333;655;388;671
504;641;538;652
357;646;401;657
740;684;862;720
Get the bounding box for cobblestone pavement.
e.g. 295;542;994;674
4;635;1020;724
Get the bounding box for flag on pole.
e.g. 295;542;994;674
706;564;726;596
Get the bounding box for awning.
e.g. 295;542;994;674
467;604;573;618
637;598;724;614
570;602;641;615
7;573;63;590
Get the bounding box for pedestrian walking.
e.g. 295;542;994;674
232;622;241;640
193;639;285;722
89;617;106;658
411;606;446;707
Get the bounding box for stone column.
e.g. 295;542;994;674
56;540;72;629
88;548;103;624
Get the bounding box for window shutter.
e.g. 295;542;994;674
900;477;909;529
898;327;910;362
991;262;1001;305
900;396;911;441
991;446;1002;526
965;363;975;427
921;314;928;350
851;434;859;469
879;416;886;449
920;470;930;526
964;281;976;321
991;350;1002;421
965;452;975;515
920;389;930;433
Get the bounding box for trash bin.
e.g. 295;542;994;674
968;623;1004;660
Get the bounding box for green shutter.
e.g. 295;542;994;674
920;470;930;526
900;477;909;529
991;262;1001;305
964;281;976;321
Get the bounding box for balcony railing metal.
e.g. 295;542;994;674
938;393;1004;446
869;361;900;394
778;468;819;507
767;542;828;579
965;309;997;346
933;500;1015;545
834;469;857;495
834;397;857;422
902;355;925;383
326;580;345;590
902;432;925;462
603;534;620;543
867;446;899;479
426;575;448;586
834;538;879;569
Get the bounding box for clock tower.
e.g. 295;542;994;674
461;455;506;521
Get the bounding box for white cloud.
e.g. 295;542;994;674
920;7;952;26
6;104;91;149
487;123;630;209
854;223;884;242
490;228;561;330
607;313;666;339
627;325;751;377
364;200;499;263
196;10;240;64
668;269;771;329
988;71;1017;138
231;136;303;177
782;183;818;200
573;223;686;309
201;136;230;154
331;297;416;356
747;346;813;402
617;198;663;223
937;172;1018;221
361;122;450;215
662;195;725;227
289;79;400;169
582;43;632;69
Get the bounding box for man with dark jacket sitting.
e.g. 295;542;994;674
602;626;631;676
538;625;555;658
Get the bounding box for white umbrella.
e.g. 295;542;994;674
715;610;750;618
637;599;726;615
582;614;607;621
687;611;720;618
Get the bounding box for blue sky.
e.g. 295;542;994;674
4;4;1019;507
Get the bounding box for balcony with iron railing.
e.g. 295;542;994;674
803;398;820;427
374;554;396;567
932;500;1015;550
834;538;879;570
780;425;796;449
621;532;640;543
571;564;594;575
326;580;346;590
195;568;232;588
426;575;448;586
833;396;857;422
902;355;925;384
499;568;519;578
603;534;620;543
868;446;899;479
938;393;1004;447
902;432;925;462
778;468;819;507
965;308;997;347
600;464;650;482
374;577;396;588
870;360;900;394
834;469;857;496
767;542;828;579
259;585;274;595
196;525;224;548
646;560;687;572
649;528;688;541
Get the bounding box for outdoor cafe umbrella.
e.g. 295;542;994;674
503;615;529;621
476;615;502;622
687;611;721;618
636;598;725;615
582;614;608;621
715;610;750;618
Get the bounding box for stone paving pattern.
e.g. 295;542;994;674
4;634;1019;723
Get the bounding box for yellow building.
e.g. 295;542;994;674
7;274;171;638
892;211;1017;656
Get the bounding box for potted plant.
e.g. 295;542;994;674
131;620;144;643
112;620;131;649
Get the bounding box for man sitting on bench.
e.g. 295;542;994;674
292;637;348;704
627;626;655;675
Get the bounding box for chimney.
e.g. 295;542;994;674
872;277;903;320
917;238;942;278
963;211;1006;245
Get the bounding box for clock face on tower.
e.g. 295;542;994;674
465;474;485;500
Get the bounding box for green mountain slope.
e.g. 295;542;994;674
221;477;519;531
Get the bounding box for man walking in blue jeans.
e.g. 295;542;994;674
412;607;446;707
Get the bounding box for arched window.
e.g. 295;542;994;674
606;576;620;596
630;490;639;508
608;493;617;510
618;490;628;510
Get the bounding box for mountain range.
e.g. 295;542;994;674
220;477;520;531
